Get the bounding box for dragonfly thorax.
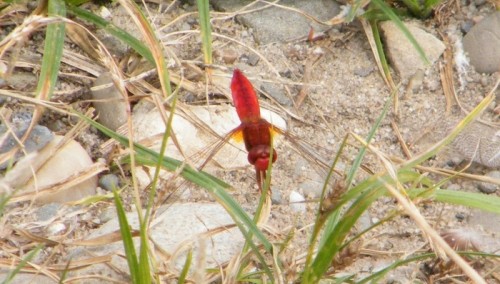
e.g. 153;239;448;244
248;145;278;171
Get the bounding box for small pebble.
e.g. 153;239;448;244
221;49;238;64
478;170;500;194
271;189;283;205
289;191;306;213
461;20;474;34
91;72;128;131
455;212;466;221
246;53;260;66
279;70;292;78
36;203;62;222
99;207;117;223
47;222;66;236
354;67;374;77
0;123;54;169
261;82;292;106
99;174;121;191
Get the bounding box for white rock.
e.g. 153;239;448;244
132;103;286;171
289;190;306;213
68;203;245;279
47;222;66;236
20;135;98;204
380;21;445;79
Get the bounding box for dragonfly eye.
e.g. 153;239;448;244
248;146;278;171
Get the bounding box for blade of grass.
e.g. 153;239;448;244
402;92;494;169
303;96;391;280
3;245;43;284
196;0;213;65
67;5;154;63
178;250;192;284
112;187;140;283
36;0;66;101
416;188;500;214
357;253;435;283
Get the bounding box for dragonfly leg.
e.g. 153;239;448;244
256;169;271;194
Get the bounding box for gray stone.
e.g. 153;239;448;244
271;189;283;204
380;21;445;79
36;203;63;221
246;53;260;66
91;72;128;131
98;174;120;191
261;82;293;106
463;12;500;74
477;170;500;194
469;209;500;236
0;122;54;169
211;0;340;44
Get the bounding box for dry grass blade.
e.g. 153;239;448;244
66;24;100;61
68;230;141;247
351;132;486;283
359;18;397;91
0;254;112;272
439;34;457;115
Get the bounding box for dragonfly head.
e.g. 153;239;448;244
248;145;278;171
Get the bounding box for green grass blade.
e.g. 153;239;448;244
178;250;192;284
196;0;213;65
3;245;43;284
67;5;154;63
370;20;394;88
36;0;66;100
357;253;435;283
346;90;392;188
306;186;386;282
416;189;500;214
112;188;140;283
138;230;151;283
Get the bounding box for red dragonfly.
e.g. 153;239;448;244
199;69;332;191
229;69;278;190
187;69;333;193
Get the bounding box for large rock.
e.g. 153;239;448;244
91;72;128;131
67;203;245;280
2;135;99;204
452;122;500;168
211;0;340;45
131;102;286;171
380;21;445;80
463;11;500;74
